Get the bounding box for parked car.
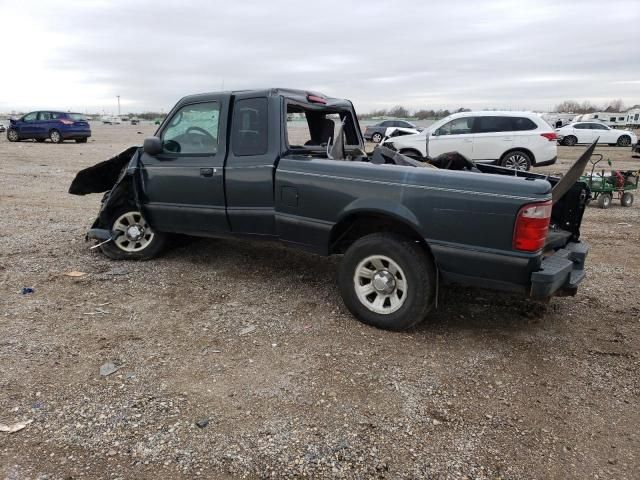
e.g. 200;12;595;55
364;119;421;143
101;116;122;125
381;111;557;170
0;122;6;133
69;88;591;331
556;122;637;147
7;111;91;143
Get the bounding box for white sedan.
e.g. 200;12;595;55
556;122;637;147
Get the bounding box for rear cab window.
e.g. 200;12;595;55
231;98;268;156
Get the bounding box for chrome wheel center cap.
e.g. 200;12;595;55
126;225;143;241
372;270;396;294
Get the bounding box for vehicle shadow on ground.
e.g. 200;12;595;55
164;236;558;334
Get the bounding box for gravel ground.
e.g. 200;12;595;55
1;124;639;479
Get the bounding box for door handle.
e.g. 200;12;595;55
200;168;214;177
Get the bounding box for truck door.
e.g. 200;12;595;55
224;94;277;236
138;98;230;234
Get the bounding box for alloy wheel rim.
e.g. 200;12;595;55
8;130;18;141
619;137;630;146
112;211;155;252
354;255;407;314
373;133;382;142
51;132;60;142
505;154;528;170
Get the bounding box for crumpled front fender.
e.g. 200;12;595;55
69;146;146;235
68;146;140;195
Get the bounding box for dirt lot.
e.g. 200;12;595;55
1;124;639;479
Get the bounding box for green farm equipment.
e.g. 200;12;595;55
580;154;639;208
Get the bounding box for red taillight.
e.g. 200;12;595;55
541;132;557;141
307;94;327;104
513;200;552;252
60;119;74;125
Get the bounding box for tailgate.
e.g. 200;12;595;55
534;142;596;298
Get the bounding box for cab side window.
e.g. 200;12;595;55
438;117;473;135
38;112;52;121
23;112;38;122
231;98;268;156
161;102;220;154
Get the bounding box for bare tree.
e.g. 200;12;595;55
387;105;410;118
554;100;581;113
605;99;625;112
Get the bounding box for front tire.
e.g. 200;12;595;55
7;129;19;142
338;233;436;331
501;150;532;171
100;209;166;260
49;129;63;143
617;135;631;147
372;132;383;143
562;135;577;146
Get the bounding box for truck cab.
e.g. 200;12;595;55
136;89;363;239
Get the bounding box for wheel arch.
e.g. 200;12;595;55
500;147;536;165
329;207;436;265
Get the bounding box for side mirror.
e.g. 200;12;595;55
143;136;162;156
431;130;439;137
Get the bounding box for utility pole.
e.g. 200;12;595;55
116;95;121;117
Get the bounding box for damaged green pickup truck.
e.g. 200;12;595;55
70;88;593;330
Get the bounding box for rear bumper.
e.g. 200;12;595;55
62;130;91;139
530;241;589;299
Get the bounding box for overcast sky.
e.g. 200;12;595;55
1;0;639;114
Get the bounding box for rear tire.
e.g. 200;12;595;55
7;129;19;142
617;135;631;147
501;150;532;171
49;129;63;143
562;135;577;146
621;192;634;207
100;209;166;260
338;233;436;331
597;193;612;209
372;132;383;143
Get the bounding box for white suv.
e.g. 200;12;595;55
382;111;558;170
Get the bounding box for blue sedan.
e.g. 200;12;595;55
7;111;91;143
